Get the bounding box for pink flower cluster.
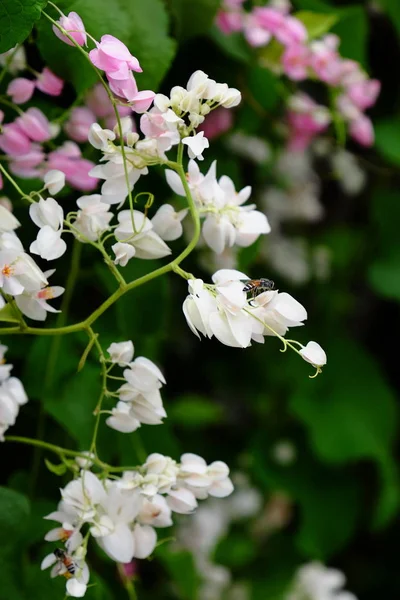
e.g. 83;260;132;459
0;68;98;191
286;93;331;151
216;1;380;148
7;67;63;105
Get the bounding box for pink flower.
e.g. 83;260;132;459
282;44;309;80
252;7;285;34
47;142;98;191
243;13;272;47
309;41;342;85
347;79;380;111
64;107;97;142
7;78;35;104
89;35;142;77
287;93;331;151
199;107;233;139
0;123;31;156
36;68;64;96
16;108;51;142
9;144;45;178
349;115;374;147
106;72;139;103
216;10;243;34
275;15;308;46
53;11;87;47
130;90;155;114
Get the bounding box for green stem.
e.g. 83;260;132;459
0;163;31;201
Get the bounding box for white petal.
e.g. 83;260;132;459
101;523;135;562
132;524;157;559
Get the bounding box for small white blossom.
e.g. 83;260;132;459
112;241;136;266
151;204;188;241
73;195;113;242
88;123;115;150
0;205;20;231
44;170;65;195
182;132;209;160
107;340;134;365
299;341;327;367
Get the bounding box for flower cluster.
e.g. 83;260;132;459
286;562;358;600
0;342;28;440
183;269;326;371
105;341;167;432
0;204;64;319
216;0;380;147
166;160;270;254
87;70;240;206
42;452;233;597
0;45;101;193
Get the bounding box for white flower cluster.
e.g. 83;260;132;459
42;452;233;597
87;71;240;205
182;269;326;368
0;205;64;320
105;340;167;432
166;160;270;254
286;562;358;600
0;342;28;440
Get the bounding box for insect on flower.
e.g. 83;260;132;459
53;548;76;579
241;278;275;299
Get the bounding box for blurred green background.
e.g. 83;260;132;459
2;0;400;598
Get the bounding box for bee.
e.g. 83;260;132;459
241;278;275;299
54;548;76;579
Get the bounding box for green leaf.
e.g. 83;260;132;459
0;0;47;52
215;534;256;568
0;303;19;323
169;394;224;427
171;0;221;40
0;486;30;547
375;118;400;165
37;0;176;94
332;6;368;67
368;190;400;301
157;546;200;600
377;0;400;38
44;364;101;448
294;10;338;39
247;66;280;112
44;458;67;476
289;338;400;528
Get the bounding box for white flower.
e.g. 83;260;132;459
0;46;26;74
112;242;136;266
0;376;28;440
88;123;115;150
29;197;64;230
93;484;142;563
138;494;172;527
115;210;171;259
0;250;47;295
75;451;95;469
182;132;209;160
106;401;141;433
30;226;67;260
89;152;148;205
73;195;113;242
0;231;23;252
167;487;198;514
61;471;106;521
15;270;64;321
44;170;65;195
299;341;327;367
151;204;188;241
41;551;90;598
0;205;20;231
107;341;134;365
287;562;358;600
132;523;157;559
